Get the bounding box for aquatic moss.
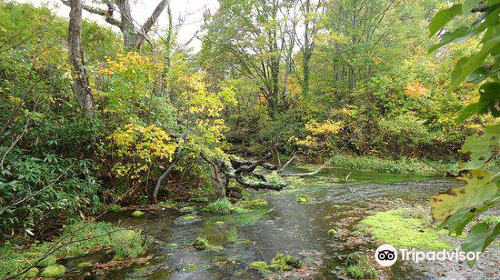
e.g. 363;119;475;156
131;210;145;217
183;264;197;271
40;264;66;278
157;200;178;209
272;254;302;269
250;254;302;272
179;206;195;213
250;261;268;270
112;230;147;260
192;237;222;251
327;229;338;235
202;198;245;214
238;199;268;208
296;194;312;203
77;262;93;268
358;208;451;250
193;237;209;250
25;267;39;278
108;204;124;212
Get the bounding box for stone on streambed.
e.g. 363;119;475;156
174;213;201;225
40;264;66;278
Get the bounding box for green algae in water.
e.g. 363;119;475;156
359;208;451;250
238;199;268;208
296;194;312;203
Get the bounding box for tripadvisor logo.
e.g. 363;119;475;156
374;244;481;267
375;244;397;267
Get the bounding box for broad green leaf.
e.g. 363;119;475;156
466;67;488;84
460;123;500;170
429;27;474;53
462;222;499;254
440;207;475;235
430;169;498;220
451;49;490;88
439;200;495;236
476;82;500;117
429;5;462;37
456;103;479;124
463;0;482;15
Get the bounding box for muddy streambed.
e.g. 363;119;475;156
66;167;499;279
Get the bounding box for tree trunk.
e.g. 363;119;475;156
68;0;93;116
302;0;311;97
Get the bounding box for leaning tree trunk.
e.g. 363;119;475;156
68;0;93;116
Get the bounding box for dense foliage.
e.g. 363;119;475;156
0;0;497;271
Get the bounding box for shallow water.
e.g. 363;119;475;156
68;167;499;280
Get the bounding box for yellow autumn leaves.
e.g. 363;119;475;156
292;119;343;148
98;51;156;75
107;124;178;180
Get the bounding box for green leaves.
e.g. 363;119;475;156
462;222;500;254
428;27;474;53
429;4;462;37
430;170;498;220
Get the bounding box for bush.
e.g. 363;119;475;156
0;153;101;233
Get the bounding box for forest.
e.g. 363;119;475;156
0;0;498;279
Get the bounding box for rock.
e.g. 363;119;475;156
40;264;66;278
131;210;144;217
25;267;39;278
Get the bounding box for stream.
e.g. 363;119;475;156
66;167;499;280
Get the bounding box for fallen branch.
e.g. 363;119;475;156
202;152;287;195
281;160;330;177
